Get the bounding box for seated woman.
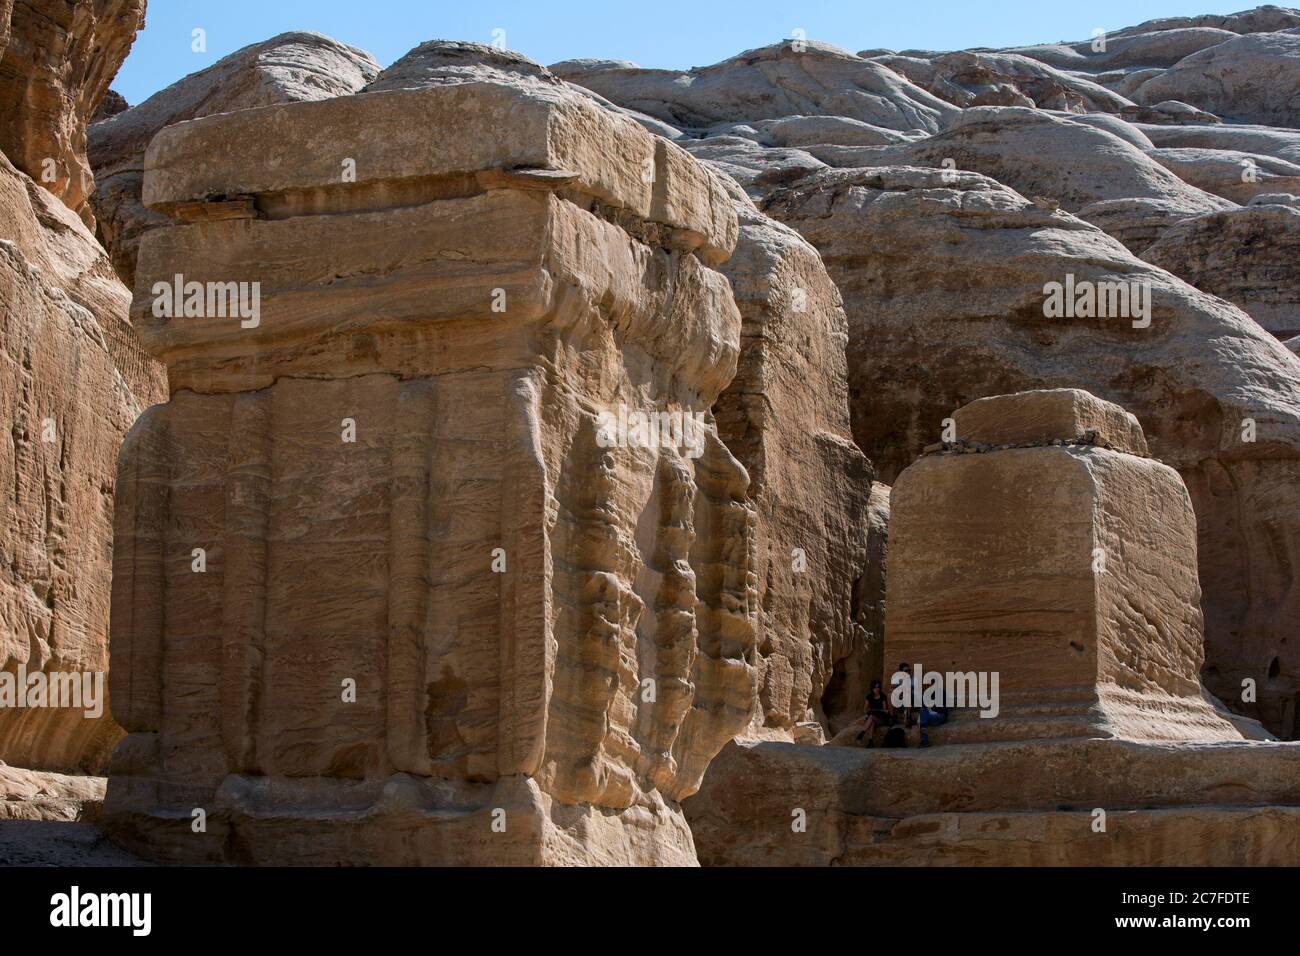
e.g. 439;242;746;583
857;680;895;746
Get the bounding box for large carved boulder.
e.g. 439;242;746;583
0;0;145;227
762;164;1300;738
88;32;380;288
888;389;1239;743
105;78;760;865
685;391;1300;867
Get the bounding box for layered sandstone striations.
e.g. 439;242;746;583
762;164;1300;738
1130;28;1300;127
0;0;146;227
89;32;380;287
106;78;761;866
0;0;162;774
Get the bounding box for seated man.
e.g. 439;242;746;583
918;704;947;747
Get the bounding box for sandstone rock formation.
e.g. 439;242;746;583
106;77;760;866
366;40;683;140
1143;203;1300;337
0;145;159;773
88;32;380;288
685;390;1300;866
761;164;1300;738
2;1;1296;869
709;180;876;738
889;389;1239;744
0;0;146;227
1;763;105;821
555;41;958;134
1137;121;1300;163
680;137;825;200
999;27;1240;74
1131;29;1300;127
871;50;1132;113
1146;146;1300;203
685;737;1300;865
801;108;1235;228
1110;5;1300;35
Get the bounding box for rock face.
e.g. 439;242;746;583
366;41;683;141
871;50;1131;113
762;164;1300;738
1146;146;1300;203
685;390;1300;867
1142;203;1300;337
88;32;380;288
105;78;761;866
1138;121;1300;163
889;389;1239;743
555;41;958;134
0;145;159;773
710;182;876;738
685;737;1300;865
0;0;146;227
801;108;1234;226
1132;29;1300;127
0;764;105;822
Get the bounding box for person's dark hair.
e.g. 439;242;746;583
899;662;911;673
869;680;883;696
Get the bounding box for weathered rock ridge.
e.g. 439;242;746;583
762;165;1300;737
0;0;161;777
0;0;146;227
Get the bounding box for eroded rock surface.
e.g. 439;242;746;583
803;108;1235;229
0;148;160;773
89;32;380;287
0;0;145;227
710;181;876;738
686;390;1300;866
556;41;958;134
1132;29;1300;127
1142;203;1300;337
762;164;1300;737
890;389;1239;744
106;78;760;866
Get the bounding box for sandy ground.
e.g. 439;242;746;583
0;820;150;866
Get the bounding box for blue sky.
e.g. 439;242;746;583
114;0;1252;104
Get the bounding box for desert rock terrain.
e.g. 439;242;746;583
2;2;1300;866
